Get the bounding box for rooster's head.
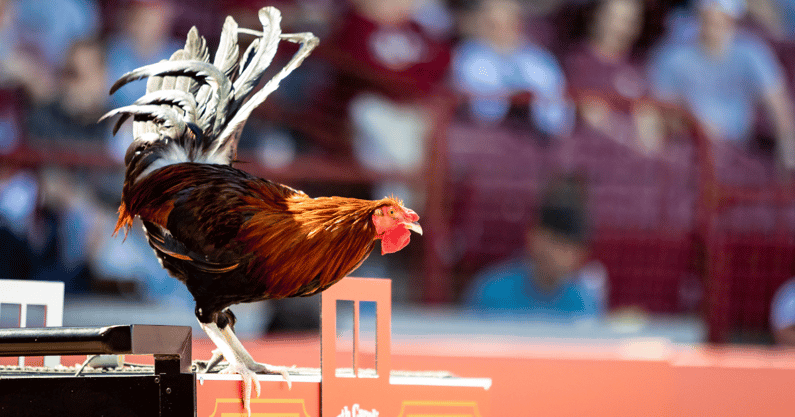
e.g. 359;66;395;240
372;200;422;255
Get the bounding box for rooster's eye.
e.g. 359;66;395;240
388;208;395;216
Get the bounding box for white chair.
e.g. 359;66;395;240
0;279;65;367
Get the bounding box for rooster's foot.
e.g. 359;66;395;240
249;362;293;390
220;360;262;417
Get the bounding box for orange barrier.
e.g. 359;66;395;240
5;335;795;416
183;338;795;417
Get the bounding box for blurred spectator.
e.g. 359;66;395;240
0;0;23;154
0;169;95;293
0;224;31;280
26;39;110;143
0;86;22;154
319;0;450;205
105;0;182;162
451;0;573;137
743;0;788;39
105;0;181;109
327;0;450;101
771;0;795;39
464;175;608;319
0;0;58;105
708;0;795;41
563;0;660;152
1;0;101;138
31;169;97;293
565;0;646;98
12;0;101;69
649;0;795;172
660;0;795;50
770;277;795;344
0;170;36;281
413;0;455;40
0;170;37;239
0;0;20;84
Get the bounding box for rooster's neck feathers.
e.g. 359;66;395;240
234;195;400;298
241;195;400;253
288;196;396;232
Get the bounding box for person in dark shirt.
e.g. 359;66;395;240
326;0;450;103
318;0;451;207
565;0;647;99
314;0;450;162
563;0;659;152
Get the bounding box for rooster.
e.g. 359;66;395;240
101;7;422;415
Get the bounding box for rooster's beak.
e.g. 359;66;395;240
405;222;423;235
402;208;421;234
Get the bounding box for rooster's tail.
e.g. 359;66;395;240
101;7;318;185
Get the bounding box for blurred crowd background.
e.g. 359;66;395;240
2;0;795;344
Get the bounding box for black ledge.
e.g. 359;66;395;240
0;325;192;374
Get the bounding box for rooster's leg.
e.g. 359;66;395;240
200;321;261;416
219;324;293;388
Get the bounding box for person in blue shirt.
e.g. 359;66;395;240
451;0;573;137
770;277;795;344
104;0;183;164
649;0;795;171
464;176;608;320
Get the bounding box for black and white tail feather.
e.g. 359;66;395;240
101;7;318;185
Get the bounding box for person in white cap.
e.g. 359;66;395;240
650;0;795;173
